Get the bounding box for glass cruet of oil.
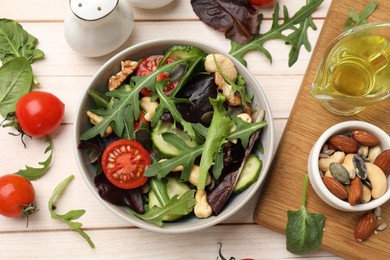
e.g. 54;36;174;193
311;22;390;116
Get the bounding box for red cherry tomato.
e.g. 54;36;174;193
249;0;274;6
101;139;151;189
0;174;36;218
15;91;65;137
136;55;178;96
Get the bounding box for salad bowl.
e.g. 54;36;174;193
73;39;275;233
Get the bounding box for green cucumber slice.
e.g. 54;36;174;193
164;45;207;60
151;121;196;157
233;154;262;193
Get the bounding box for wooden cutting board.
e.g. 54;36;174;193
253;0;390;258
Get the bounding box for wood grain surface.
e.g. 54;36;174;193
253;0;390;259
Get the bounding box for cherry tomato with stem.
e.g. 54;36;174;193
15;91;65;137
136;55;178;97
0;174;37;219
101;139;151;189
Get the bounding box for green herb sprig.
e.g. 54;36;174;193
49;175;95;248
344;0;378;31
229;0;324;67
286;174;325;254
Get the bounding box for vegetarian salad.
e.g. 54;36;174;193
79;45;267;226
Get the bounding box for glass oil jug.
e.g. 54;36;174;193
311;23;390;116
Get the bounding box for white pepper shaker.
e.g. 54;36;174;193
64;0;134;57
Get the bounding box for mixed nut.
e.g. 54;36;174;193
318;129;389;205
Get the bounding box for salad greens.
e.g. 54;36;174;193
343;0;378;31
229;0;324;67
286;174;325;255
49;175;95;248
80;45;267;225
16;136;53;180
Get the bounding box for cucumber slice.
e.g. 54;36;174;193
233;154;262;193
151;121;196;157
164;45;207;60
148;177;191;221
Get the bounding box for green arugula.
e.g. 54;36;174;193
0;19;44;85
132;189;196;226
80;58;197;141
198;93;231;190
49;175;95;248
16;136;53;180
0;57;32;118
344;0;378;31
228;116;267;148
229;0;324;67
286;174;325;254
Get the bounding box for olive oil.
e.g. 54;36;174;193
313;34;390;97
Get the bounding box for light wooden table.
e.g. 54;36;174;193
1;0;342;259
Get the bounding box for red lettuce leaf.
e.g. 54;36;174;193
191;0;260;44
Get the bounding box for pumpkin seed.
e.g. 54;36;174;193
353;154;367;180
329;162;350;184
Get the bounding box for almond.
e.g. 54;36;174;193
348;177;363;206
322;176;348;200
374;149;390;176
354;212;377;242
329;135;359;153
352;130;380;146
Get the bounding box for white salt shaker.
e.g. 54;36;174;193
64;0;134;57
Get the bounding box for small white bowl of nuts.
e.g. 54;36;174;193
308;121;390;212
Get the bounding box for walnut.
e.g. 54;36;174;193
108;60;138;90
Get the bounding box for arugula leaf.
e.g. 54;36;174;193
343;0;378;31
228;116;267;148
0;19;45;85
198;93;232;189
286;174;325;254
0;57;32;118
132;189;196;226
16;136;53;180
229;0;324;67
49;175;95;248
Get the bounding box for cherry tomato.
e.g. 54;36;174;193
136;55;178;96
0;174;36;218
249;0;274;6
16;91;65;137
101;139;151;189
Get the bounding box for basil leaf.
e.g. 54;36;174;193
16;136;53;180
0;57;32;118
49;175;95;248
0;19;45;63
286;174;325;254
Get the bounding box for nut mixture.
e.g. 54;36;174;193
318;129;389;205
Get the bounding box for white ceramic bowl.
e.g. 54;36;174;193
73;39;275;233
127;0;174;9
308;121;390;212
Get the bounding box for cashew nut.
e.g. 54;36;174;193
194;189;212;219
361;184;372;203
341;153;356;179
319;151;345;172
140;96;159;121
205;54;237;82
189;165;211;187
368;145;382;163
366;162;387;199
358;145;369;159
86;111;113;136
214;72;242;106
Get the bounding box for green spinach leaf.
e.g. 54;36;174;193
49;175;95;248
343;0;378;31
286;174;325;254
0;57;32;118
229;0;324;67
16;136;53;180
